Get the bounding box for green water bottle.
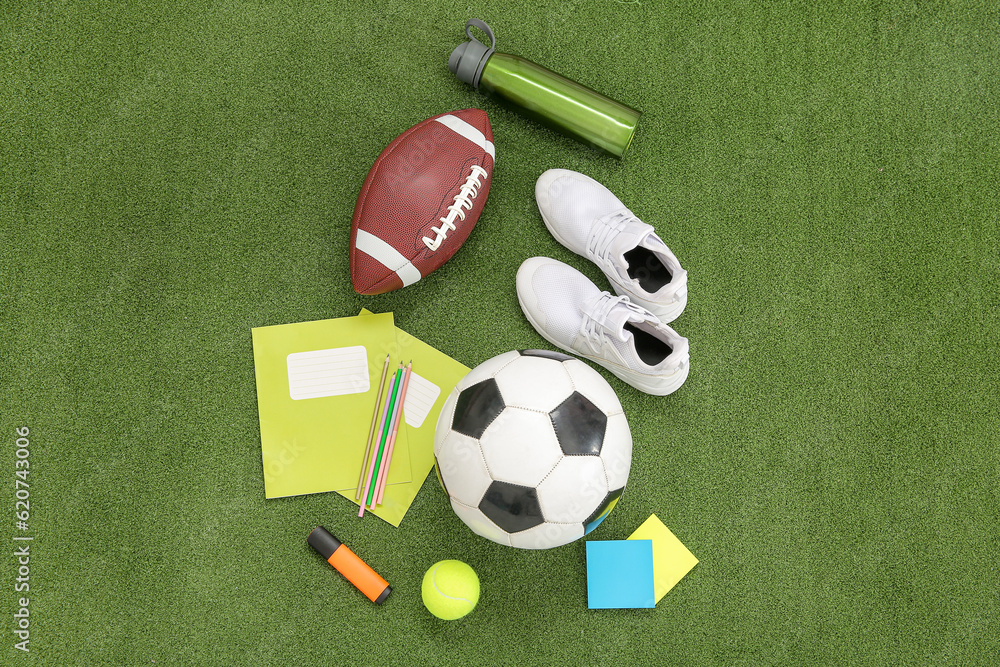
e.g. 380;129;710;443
448;19;641;158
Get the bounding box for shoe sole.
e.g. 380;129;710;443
516;284;689;397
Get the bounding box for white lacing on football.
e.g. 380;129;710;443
423;165;489;251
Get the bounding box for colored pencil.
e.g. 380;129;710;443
358;366;400;517
359;364;403;515
356;353;391;500
375;361;412;505
367;363;404;508
358;368;396;516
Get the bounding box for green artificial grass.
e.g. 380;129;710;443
3;1;999;664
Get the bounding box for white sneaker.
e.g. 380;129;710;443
516;257;689;396
535;169;688;323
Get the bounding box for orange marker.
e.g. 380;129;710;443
308;526;391;604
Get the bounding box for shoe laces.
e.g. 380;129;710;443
579;291;652;355
586;210;636;267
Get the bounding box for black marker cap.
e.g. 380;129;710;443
308;526;343;560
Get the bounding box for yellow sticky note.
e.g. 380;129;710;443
627;514;698;602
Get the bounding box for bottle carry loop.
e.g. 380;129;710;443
465;18;495;49
449;18;496;89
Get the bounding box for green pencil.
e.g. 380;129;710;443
356;353;391;500
362;364;403;512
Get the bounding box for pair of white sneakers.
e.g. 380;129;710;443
516;169;690;396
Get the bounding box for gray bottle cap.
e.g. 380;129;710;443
448;18;496;89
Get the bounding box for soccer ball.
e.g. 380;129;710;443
433;349;632;549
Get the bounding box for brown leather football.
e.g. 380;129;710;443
350;109;495;295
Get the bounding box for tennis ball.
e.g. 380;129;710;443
421;560;480;620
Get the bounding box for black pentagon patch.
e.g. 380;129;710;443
452;378;505;439
584;487;624;535
479;481;545;534
550;391;607;456
433;456;449;496
519;349;573;362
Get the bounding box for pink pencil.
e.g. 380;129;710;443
358;370;397;517
375;362;412;505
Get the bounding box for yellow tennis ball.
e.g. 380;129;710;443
421;560;480;620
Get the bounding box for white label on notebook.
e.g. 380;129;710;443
286;346;370;400
402;372;441;428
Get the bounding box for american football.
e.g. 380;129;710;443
350;108;496;295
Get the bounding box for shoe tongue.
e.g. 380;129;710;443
604;306;632;341
610;309;666;369
599;296;649;342
608;219;656;278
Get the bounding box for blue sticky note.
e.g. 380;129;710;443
586;540;656;609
